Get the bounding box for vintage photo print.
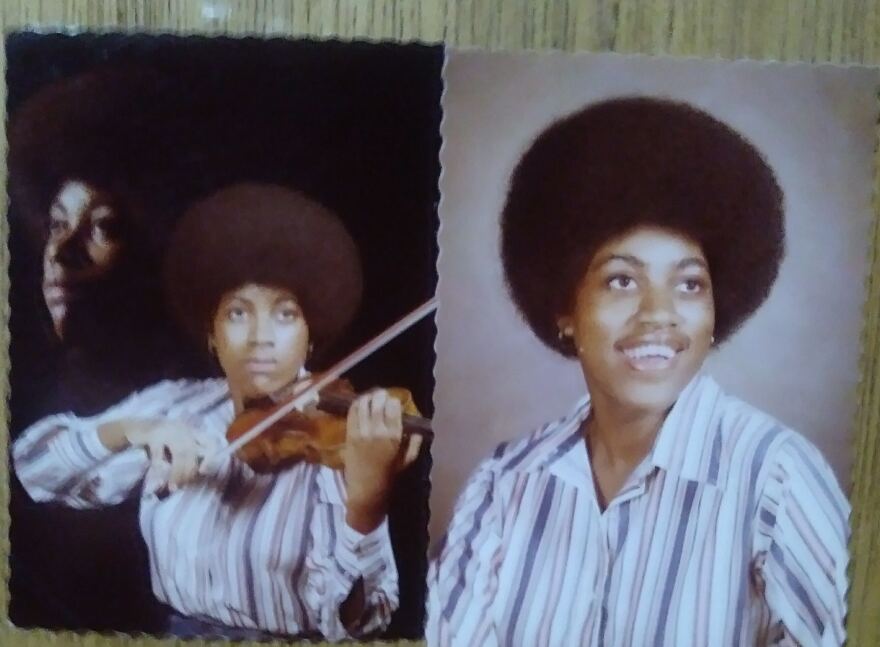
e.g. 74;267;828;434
5;32;441;642
428;51;879;646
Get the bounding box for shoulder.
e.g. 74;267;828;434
128;376;221;397
136;377;228;405
478;397;589;479
711;385;845;506
766;430;848;510
715;389;793;453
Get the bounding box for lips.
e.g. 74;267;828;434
245;358;278;374
616;335;688;373
43;282;79;306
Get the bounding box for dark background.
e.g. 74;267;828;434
5;32;441;639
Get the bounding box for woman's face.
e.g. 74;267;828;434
211;283;310;401
559;225;715;416
42;179;125;339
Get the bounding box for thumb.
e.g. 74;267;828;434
400;433;423;470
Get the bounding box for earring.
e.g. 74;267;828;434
207;338;216;356
308;342;314;357
711;335;716;346
558;326;574;340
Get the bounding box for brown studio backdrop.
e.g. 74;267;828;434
0;2;878;647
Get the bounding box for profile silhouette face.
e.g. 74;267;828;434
42;180;127;341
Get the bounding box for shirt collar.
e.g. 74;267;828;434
543;370;724;488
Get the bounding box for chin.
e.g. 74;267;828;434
611;377;689;415
248;376;286;397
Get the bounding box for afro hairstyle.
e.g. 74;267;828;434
163;183;363;358
7;64;189;256
500;96;785;356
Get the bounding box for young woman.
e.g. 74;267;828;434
428;98;849;646
8;65;201;385
13;183;420;641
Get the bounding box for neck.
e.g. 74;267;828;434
584;388;669;468
227;371;309;415
230;391;248;415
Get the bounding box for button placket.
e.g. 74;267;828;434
593;506;618;647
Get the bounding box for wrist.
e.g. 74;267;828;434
97;421;134;452
98;418;154;452
345;495;389;535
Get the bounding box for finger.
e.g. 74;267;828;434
196;454;211;477
346;394;361;442
401;432;422;468
146;441;168;474
356;393;371;440
146;459;171;496
384;396;403;438
369;389;389;435
169;447;197;491
194;435;220;464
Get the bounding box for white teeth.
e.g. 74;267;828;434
623;344;676;360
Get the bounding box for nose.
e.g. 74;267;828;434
249;312;275;346
52;226;92;271
637;285;680;328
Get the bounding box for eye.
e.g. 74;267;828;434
607;274;636;291
91;221;110;245
49;216;68;235
677;278;707;294
225;306;247;322
276;304;302;322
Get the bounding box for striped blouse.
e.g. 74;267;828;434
427;372;850;647
12;378;398;641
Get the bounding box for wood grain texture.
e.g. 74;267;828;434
0;1;877;646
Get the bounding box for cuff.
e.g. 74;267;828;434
335;518;394;588
60;422;115;470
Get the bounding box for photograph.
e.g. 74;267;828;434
428;51;879;646
4;32;442;642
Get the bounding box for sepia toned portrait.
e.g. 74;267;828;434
5;32;441;642
428;51;879;646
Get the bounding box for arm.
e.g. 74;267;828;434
301;389;418;640
304;485;400;641
426;459;502;647
753;434;850;647
12;379;196;508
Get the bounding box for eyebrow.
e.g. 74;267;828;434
595;253;645;269
593;254;709;271
676;257;709;271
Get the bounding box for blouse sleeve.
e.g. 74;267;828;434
12;379;192;509
427;457;502;647
302;470;399;641
753;433;850;647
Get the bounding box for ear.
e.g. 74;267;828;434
556;315;575;338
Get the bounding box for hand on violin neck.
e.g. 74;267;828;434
342;389;409;533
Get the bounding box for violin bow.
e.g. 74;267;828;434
211;297;438;463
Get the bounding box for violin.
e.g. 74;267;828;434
218;299;437;473
226;379;431;473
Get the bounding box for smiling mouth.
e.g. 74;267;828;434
618;341;685;372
